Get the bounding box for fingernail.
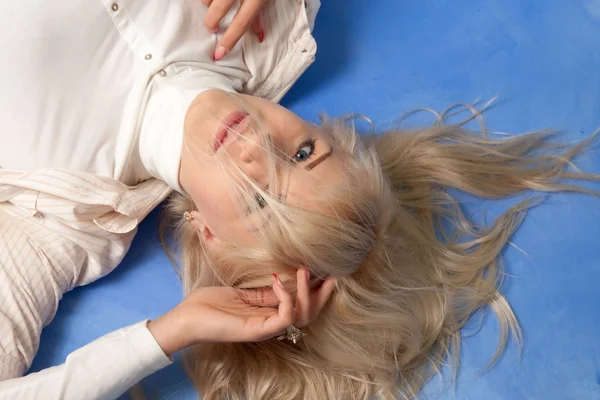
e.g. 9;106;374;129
258;30;265;43
272;274;285;289
305;269;310;284
213;45;228;61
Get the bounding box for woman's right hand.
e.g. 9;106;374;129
147;269;337;356
202;0;266;60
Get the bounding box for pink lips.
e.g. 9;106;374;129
214;111;250;152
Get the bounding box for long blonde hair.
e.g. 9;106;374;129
160;105;599;400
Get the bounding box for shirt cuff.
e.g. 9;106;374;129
125;319;174;367
65;319;173;399
0;320;175;400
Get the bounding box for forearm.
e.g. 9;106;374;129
0;321;172;400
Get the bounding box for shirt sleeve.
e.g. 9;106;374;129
0;320;173;400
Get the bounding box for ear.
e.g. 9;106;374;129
189;211;221;247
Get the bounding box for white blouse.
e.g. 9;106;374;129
0;0;319;398
0;0;319;192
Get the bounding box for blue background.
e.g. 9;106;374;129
32;1;600;399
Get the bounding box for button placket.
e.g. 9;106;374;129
104;0;162;75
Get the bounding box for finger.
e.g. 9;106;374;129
262;274;294;334
251;13;264;43
238;286;279;307
310;276;338;319
214;0;262;60
204;0;236;33
294;268;311;327
246;307;278;317
200;0;213;7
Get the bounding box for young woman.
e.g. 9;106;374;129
0;0;335;398
1;1;598;400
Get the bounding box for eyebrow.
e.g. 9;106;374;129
247;146;332;232
305;147;334;171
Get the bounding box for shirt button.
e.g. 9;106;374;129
111;3;118;11
144;54;153;60
158;70;166;77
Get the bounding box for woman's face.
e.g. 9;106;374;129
179;89;347;249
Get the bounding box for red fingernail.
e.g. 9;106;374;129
272;274;284;288
258;30;265;43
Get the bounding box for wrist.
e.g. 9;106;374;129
147;308;191;357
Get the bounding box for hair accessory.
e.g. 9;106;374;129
277;325;305;344
183;211;194;222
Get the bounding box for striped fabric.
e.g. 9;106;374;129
0;169;170;379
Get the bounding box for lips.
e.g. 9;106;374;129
214;111;250;152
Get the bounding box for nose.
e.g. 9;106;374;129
240;131;263;164
238;132;267;182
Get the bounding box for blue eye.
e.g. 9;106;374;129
293;139;315;163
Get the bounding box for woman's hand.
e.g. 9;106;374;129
201;0;266;61
148;269;337;356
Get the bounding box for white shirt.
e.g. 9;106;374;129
0;0;319;192
0;321;172;400
1;0;251;192
0;0;319;398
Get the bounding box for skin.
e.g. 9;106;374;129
149;269;337;356
149;1;343;356
179;89;347;249
148;89;344;355
202;0;266;60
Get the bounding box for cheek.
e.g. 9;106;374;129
195;185;232;216
190;176;241;227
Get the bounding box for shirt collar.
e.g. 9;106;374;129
138;70;235;194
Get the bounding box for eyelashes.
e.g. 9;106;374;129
254;193;267;209
245;138;317;215
244;191;268;216
292;139;316;163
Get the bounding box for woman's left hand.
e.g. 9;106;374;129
148;269;337;355
201;0;266;61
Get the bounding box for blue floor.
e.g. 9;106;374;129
32;1;600;399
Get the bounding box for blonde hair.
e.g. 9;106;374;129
160;104;599;400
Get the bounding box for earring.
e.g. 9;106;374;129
183;211;194;222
